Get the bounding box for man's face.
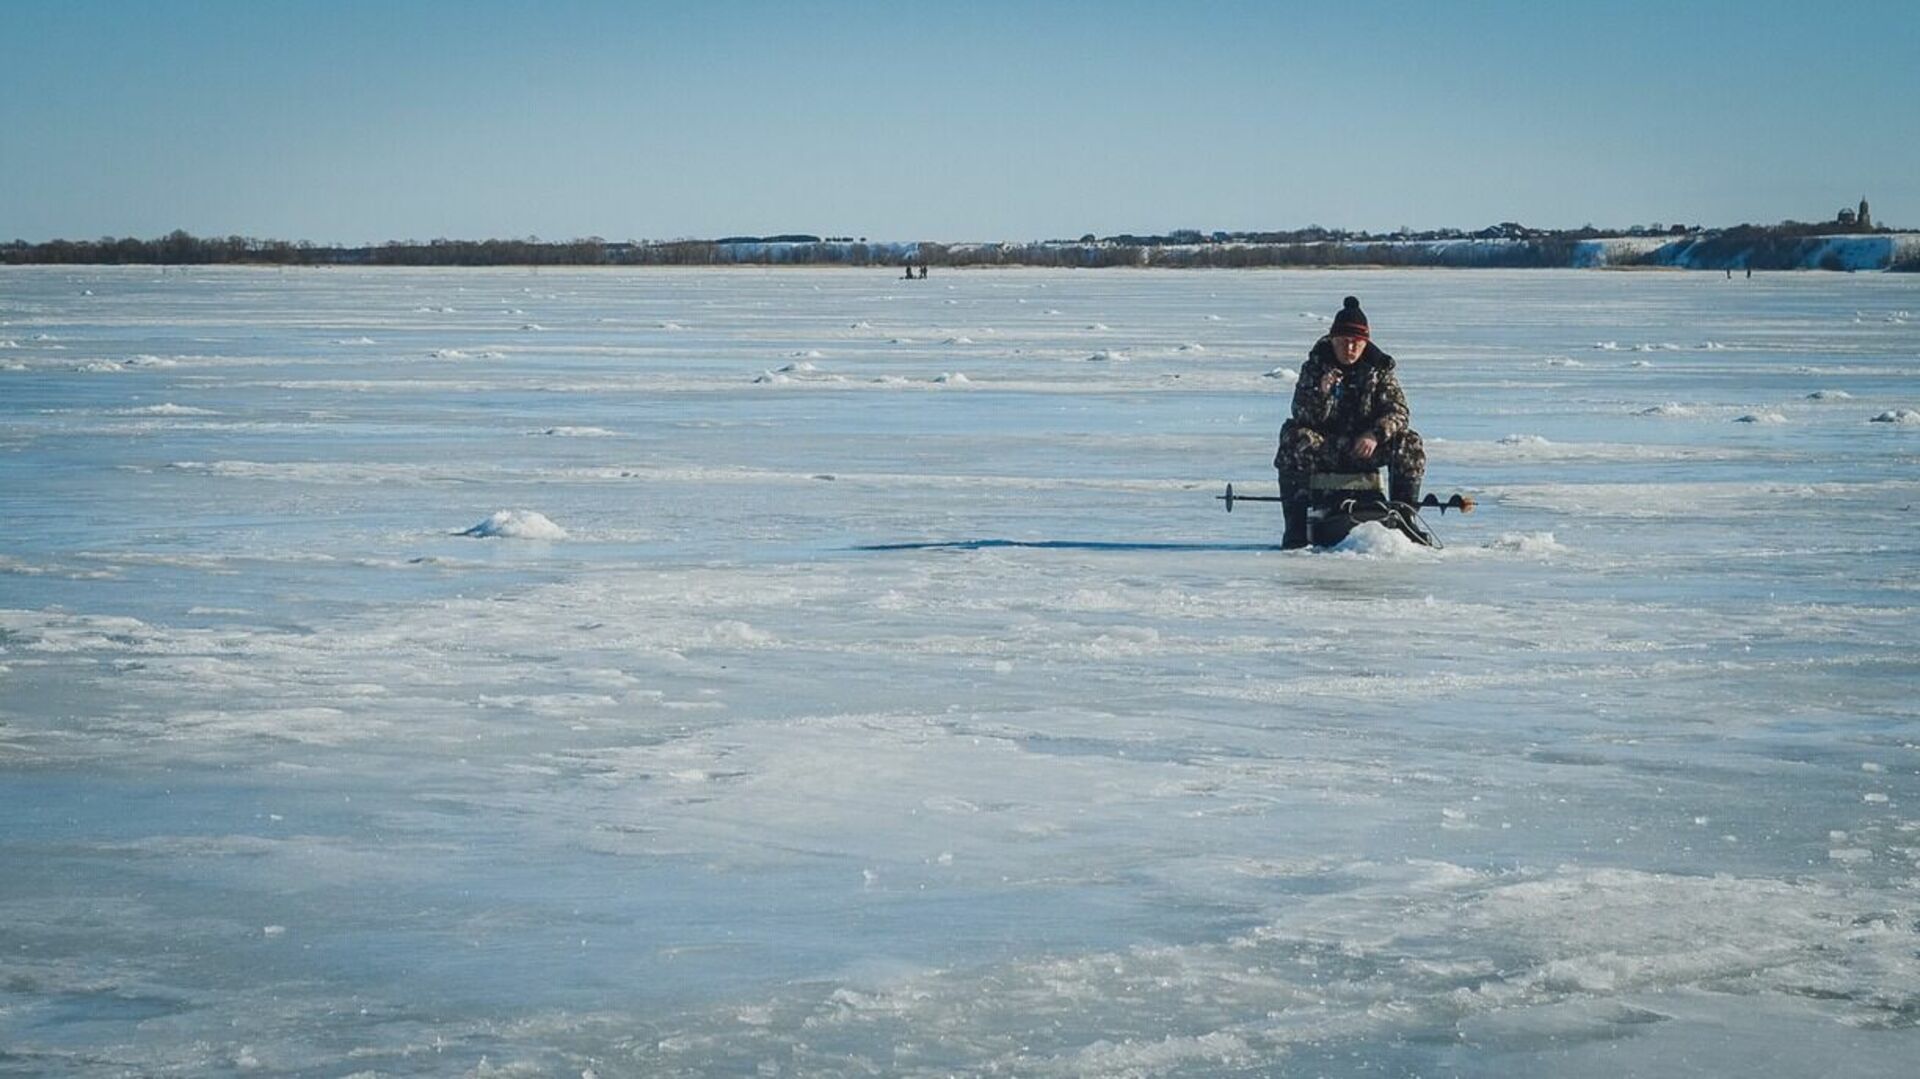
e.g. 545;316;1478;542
1330;334;1366;365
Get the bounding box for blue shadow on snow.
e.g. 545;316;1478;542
854;539;1285;553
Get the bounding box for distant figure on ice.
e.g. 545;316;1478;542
1273;296;1425;549
901;264;915;280
918;264;928;279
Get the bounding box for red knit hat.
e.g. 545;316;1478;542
1330;295;1370;340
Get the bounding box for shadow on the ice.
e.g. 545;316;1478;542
856;539;1285;553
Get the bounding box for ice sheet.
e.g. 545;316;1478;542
1;266;1916;1075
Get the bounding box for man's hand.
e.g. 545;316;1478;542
1319;369;1342;393
1349;433;1379;460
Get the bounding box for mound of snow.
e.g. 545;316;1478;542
1734;411;1788;424
659;321;687;331
849;320;874;330
123;355;178;367
1544;356;1583;367
519;323;546;332
934;372;971;384
1176;343;1206;353
333;336;376;345
429;349;471;359
1698;341;1727;350
459;510;568;540
1628;359;1654;368
1328;522;1427;557
1636;402;1695;417
1087;323;1110;331
944;336;974;345
1593;341;1621;351
537;426;618;437
791;349;825;359
1487;531;1564;555
1805;389;1852;400
777;361;818;373
1086;350;1128;362
1497;434;1551;446
1869;409;1920;424
752;370;791;384
1263;367;1298;382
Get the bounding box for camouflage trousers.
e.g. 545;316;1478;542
1274;422;1426;504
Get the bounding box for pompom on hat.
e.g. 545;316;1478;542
1329;295;1370;340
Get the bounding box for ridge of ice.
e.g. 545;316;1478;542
1487;531;1564;554
114;403;218;416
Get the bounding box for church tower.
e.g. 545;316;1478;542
1858;198;1872;230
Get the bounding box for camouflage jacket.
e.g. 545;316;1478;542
1287;337;1412;442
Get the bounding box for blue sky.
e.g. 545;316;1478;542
4;0;1916;243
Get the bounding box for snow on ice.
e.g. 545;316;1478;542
1;265;1916;1077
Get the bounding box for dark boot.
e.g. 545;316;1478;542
1281;502;1309;549
1279;480;1309;549
1386;432;1425;506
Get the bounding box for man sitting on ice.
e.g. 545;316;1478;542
1273;295;1426;549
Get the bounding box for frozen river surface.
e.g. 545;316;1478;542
2;266;1918;1076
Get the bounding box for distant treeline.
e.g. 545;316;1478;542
2;220;1909;269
